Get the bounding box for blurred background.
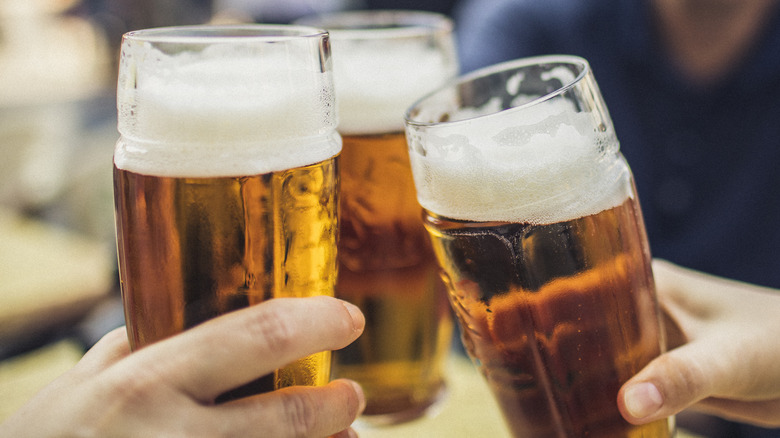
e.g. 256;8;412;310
0;0;460;422
5;1;776;436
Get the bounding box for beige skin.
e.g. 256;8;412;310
651;0;777;85
618;260;780;427
0;297;366;438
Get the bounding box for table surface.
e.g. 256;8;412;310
353;353;512;438
353;354;703;438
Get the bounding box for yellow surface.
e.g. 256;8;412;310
0;339;84;422
354;353;511;437
0;208;113;341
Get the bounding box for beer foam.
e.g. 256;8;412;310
115;43;340;177
330;39;456;135
407;98;631;225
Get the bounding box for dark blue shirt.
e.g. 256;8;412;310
455;0;780;291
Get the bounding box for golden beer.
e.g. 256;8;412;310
114;157;338;399
113;25;341;402
335;131;452;419
296;10;458;423
405;56;671;436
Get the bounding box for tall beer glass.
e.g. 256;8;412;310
404;56;672;437
296;11;457;424
113;25;340;401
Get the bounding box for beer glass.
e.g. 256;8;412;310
296;11;457;424
113;25;340;401
404;56;672;437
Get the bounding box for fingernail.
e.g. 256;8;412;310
342;302;365;331
348;380;366;414
624;382;663;419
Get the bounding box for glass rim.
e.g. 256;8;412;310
122;24;329;44
295;9;453;40
404;54;591;128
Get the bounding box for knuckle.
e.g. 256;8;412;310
658;353;709;401
279;391;319;437
102;360;177;407
245;309;296;354
103;371;157;405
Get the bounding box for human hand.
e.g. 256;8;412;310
618;259;780;428
0;296;366;438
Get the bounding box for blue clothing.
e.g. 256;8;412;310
454;1;780;437
455;0;780;291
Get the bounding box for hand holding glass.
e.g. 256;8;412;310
113;25;340;401
404;56;671;437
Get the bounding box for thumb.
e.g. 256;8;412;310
618;340;722;425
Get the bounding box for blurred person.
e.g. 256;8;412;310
209;0;460;24
211;0;359;23
0;296;366;438
80;0;213;56
455;0;780;435
361;0;460;16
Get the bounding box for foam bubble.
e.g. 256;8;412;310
330;38;456;135
115;43;340;177
408;98;630;225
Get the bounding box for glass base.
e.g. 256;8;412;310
355;383;448;426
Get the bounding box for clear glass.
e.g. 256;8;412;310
297;10;457;425
405;55;673;437
113;25;341;402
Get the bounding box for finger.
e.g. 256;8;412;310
12;327;134;424
651;259;717;338
123;296;364;401
652;260;780;396
331;428;359;438
71;327;132;378
212;379;365;438
618;341;723;425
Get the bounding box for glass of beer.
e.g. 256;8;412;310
296;11;457;424
404;56;672;437
113;25;341;401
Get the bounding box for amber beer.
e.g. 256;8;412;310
405;56;671;437
113;25;340;401
424;197;666;438
297;10;459;423
302;10;457;424
335;131;452;419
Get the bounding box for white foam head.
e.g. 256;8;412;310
115;26;340;177
330;35;456;135
298;11;457;135
405;56;631;225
